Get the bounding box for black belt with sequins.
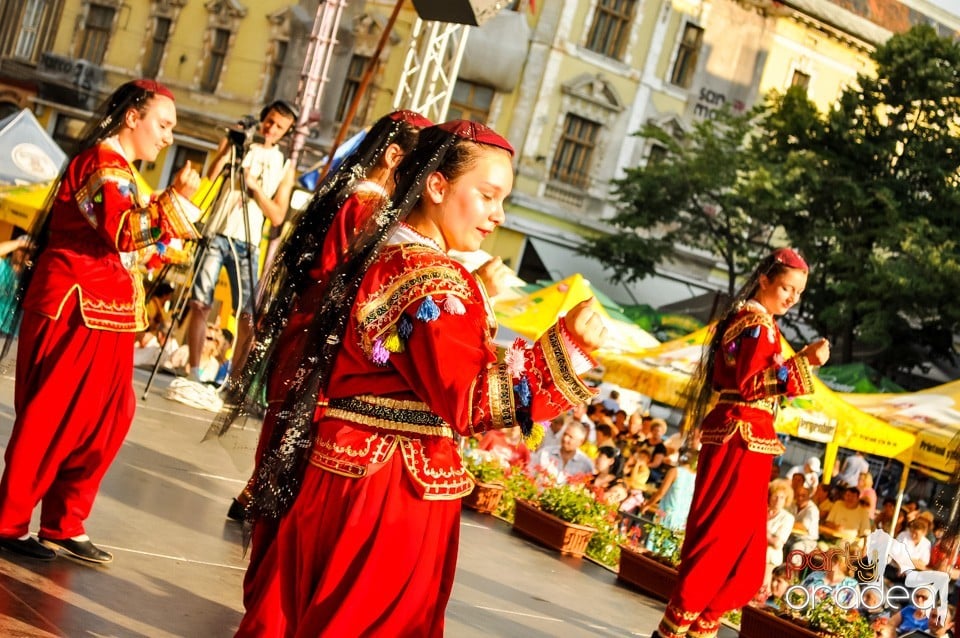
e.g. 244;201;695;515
326;395;454;438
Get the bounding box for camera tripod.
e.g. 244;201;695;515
140;138;258;400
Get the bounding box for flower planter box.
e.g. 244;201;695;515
511;498;596;558
462;481;504;514
739;605;820;638
616;545;679;602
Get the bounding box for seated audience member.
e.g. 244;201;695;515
764;565;795;611
616;410;646;457
640;450;697;531
528;421;593;484
592;446;621;489
536;414;567;452
895;518;932;571
478;425;530;469
874;497;902;536
858;471;877;521
618;448;652;514
570;402;595;444
814;482;834;517
801;554;858;599
786;456;822;492
595;423;621;466
824;487;871;544
603;480;629;507
601;389;620;414
636;418;668;484
890;595;931;636
765;479;795;588
212;327;234;386
929;534;960;580
859;586;895;638
786;484;820;554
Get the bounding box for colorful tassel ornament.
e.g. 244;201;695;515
398;314;413;339
370;339;390;365
443;295;466;315
513;376;532;407
523;422;545;449
416;296;441;322
383;324;405;353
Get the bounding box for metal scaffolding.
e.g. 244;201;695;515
392;17;471;124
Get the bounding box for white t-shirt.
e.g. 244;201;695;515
219;143;288;243
529;446;594;484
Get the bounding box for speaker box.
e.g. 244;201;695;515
410;0;507;27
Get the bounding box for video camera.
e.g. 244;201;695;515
227;115;259;151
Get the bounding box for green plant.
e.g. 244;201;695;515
535;477;626;567
494;467;538;522
463;454;506;485
802;597;873;638
642;522;684;567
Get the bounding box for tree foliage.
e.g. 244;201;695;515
590;25;960;372
579;107;778;296
757;25;960;369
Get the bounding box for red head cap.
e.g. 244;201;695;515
771;247;808;272
131;79;175;101
436;119;514;156
388;110;434;129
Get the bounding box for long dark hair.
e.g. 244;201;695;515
229;124;504;521
0;81;169;361
683;252;806;433
208;114;426;436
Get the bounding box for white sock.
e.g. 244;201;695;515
17;533;29;541
71;534;90;542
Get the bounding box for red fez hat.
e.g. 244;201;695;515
131;78;175;101
436;119;514;156
771;247;808;272
388;110;434;129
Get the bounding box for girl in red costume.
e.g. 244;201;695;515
0;80;200;564
654;248;830;638
234;120;607;636
223;110;432;637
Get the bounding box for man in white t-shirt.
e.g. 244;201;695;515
824;487;871;543
529;421;594;484
182;100;296;394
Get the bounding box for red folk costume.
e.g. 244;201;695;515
657;302;814;638
0;139;197;542
235;182;389;638
251;227;595;637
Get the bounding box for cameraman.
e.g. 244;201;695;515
183;100;296;397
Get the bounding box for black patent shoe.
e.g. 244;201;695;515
227;497;246;522
0;535;57;560
40;537;113;564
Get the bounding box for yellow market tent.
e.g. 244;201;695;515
0;170;157;231
493;273;659;353
596;326;915;471
842;381;960;481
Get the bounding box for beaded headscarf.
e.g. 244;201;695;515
0;79;176;362
231;119;515;521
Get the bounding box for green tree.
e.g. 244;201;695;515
758;25;960;369
579;106;777;297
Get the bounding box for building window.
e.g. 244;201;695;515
143;16;172;79
171;145;208;178
550;114;600;188
647;144;667;165
335;54;371;123
791;70;811;90
264;39;288;103
447;80;494;123
201;27;230;93
670;23;703;89
77;3;116;64
584;0;636;60
14;0;46;60
52;113;87;158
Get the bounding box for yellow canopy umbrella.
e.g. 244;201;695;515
843;380;960;481
493;273;659;352
596;325;915;469
0;170;155;231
